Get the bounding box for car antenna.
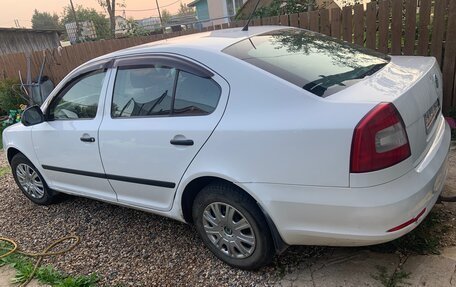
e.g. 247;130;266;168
242;0;261;31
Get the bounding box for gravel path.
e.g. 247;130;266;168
1;148;455;286
0;151;326;286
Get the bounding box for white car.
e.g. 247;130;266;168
2;26;450;269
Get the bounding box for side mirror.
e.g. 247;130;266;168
21;106;45;126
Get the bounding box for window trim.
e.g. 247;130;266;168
114;55;214;79
46;69;107;121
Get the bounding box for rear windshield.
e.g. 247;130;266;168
223;28;390;97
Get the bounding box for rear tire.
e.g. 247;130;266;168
192;182;274;270
11;153;56;205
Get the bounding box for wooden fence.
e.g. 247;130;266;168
1;0;456;113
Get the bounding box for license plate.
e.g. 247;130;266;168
424;99;440;134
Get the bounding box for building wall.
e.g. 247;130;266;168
0;30;60;56
195;0;210;20
208;0;228;25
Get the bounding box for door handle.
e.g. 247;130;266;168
170;139;194;146
80;135;95;143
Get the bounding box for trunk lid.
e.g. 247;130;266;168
329;56;443;179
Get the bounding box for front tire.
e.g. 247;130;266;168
11;153;56;205
192;182;274;270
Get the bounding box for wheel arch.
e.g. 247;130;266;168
7;147;22;164
180;175;288;254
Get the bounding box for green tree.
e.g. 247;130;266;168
161;9;172;24
177;3;195;16
31;10;62;30
61;5;110;39
253;0;316;18
97;0;126;38
122;17;150;37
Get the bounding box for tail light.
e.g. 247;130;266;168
350;103;411;173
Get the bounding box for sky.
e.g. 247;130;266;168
0;0;190;28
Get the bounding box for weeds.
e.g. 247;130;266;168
0;166;10;177
0;241;98;287
370;209;444;255
372;265;411;287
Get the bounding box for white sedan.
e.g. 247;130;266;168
2;26;450;269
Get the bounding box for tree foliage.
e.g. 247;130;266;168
97;0;126;37
161;9;172;24
254;0;316;17
61;5;110;40
121;18;150;37
31;10;62;30
177;3;195;16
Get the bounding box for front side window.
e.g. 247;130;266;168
112;65;176;117
49;70;106;120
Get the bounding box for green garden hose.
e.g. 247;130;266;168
0;235;80;287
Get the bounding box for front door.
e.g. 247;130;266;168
98;56;228;211
32;68;117;201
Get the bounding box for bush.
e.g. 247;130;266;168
0;79;27;115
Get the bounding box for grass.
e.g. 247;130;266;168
0;166;10;177
371;265;411;287
0;126;3;150
0;241;99;287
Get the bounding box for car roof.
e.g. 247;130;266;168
98;25;289;59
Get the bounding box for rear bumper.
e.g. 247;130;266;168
244;120;451;246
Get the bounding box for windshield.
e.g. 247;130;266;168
223;28;390;97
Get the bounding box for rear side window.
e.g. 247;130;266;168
173;71;221;116
112;65;221;118
223;28;390;97
112;65;176;117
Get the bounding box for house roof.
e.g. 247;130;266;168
0;27;63;35
187;0;203;7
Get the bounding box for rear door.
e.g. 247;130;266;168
98;55;229;211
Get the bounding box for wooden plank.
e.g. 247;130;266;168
262;17;271;25
280;14;289;26
330;8;341;39
342;6;353;43
403;0;418;55
289;13;299;27
299;12;309;29
221;23;229;29
309;10;319;32
443;0;456;110
431;0;447;66
416;0;431;55
271;16;280;25
365;1;377;50
378;0;390;53
353;4;364;46
391;0;403;55
320;9;330;36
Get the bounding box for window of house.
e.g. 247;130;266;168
226;0;244;16
48;70;106;120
